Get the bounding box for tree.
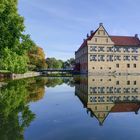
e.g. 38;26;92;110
46;58;63;69
0;0;47;73
0;47;28;73
63;58;75;69
0;0;29;73
0;79;35;140
28;45;47;70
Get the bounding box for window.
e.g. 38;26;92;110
93;67;95;69
134;81;137;85
127;64;130;68
90;46;97;52
98;55;105;61
132;48;138;53
90;55;97;61
107;47;114;52
95;106;97;110
134;64;136;68
114;55;121;61
109;67;111;70
100;67;103;69
116;81;119;85
98;46;104;52
127;81;130;85
116;64;119;68
132;56;138;61
124;56;130;61
124;47;130;52
107;55;113;61
114;47;121;52
98;31;100;35
116;88;121;93
95;38;97;42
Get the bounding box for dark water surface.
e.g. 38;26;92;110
0;76;140;140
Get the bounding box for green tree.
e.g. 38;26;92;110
0;79;35;140
63;58;75;68
0;47;28;73
46;58;63;69
0;0;43;73
0;0;26;73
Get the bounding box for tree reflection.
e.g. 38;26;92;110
0;77;73;139
0;80;33;139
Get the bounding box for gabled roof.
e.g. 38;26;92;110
76;24;140;53
110;36;140;46
76;29;98;52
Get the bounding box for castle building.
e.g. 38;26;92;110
75;76;140;125
75;23;140;75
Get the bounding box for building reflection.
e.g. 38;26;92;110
75;76;140;125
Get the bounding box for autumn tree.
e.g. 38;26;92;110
28;45;47;70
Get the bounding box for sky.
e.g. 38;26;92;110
18;0;140;60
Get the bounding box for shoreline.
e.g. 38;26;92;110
0;71;41;80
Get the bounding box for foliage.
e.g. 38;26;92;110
0;0;29;73
28;45;47;70
0;0;47;73
45;57;75;69
0;47;28;73
45;78;63;87
63;58;75;69
46;58;63;69
0;79;35;140
0;76;76;139
0;77;50;139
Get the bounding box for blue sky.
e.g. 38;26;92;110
18;0;140;60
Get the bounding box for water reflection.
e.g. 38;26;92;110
75;76;140;125
1;76;140;139
0;77;71;140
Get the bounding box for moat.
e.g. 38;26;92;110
0;76;140;140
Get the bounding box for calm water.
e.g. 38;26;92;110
0;76;140;140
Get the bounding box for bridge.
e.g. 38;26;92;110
39;68;74;75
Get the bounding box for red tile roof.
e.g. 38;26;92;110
110;36;140;46
76;30;140;53
111;103;140;112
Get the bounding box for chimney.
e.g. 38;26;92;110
90;30;94;35
87;33;89;38
135;34;138;38
99;23;103;26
